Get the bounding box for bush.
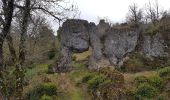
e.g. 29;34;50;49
135;83;158;99
40;95;53;100
135;75;164;90
87;74;105;89
99;67;124;84
158;67;170;77
82;74;93;83
38;83;57;96
26;83;57;100
147;76;165;90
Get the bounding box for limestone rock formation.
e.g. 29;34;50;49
55;19;91;72
104;28;139;67
141;33;167;58
55;19;169;72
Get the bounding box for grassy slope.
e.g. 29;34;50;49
24;49;162;100
24;60;92;100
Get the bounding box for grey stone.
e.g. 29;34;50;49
56;19;169;72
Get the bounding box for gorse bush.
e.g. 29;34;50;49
134;83;158;99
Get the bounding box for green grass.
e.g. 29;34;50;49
25;64;49;79
24;61;92;100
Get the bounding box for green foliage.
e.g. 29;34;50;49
87;74;105;89
48;49;56;59
135;75;165;90
82;74;93;83
100;67;124;84
40;95;53;100
158;67;170;77
147;76;165;90
134;83;158;99
38;83;57;96
146;23;160;36
25;64;49;79
26;83;57;100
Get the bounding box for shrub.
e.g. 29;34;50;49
40;95;53;100
87;74;105;89
82;74;93;83
158;67;170;77
99;67;124;84
37;83;57;96
26;83;57;100
135;83;158;98
135;75;164;90
148;76;165;90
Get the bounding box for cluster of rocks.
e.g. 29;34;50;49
53;19;169;72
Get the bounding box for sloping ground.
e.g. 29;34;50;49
23;61;92;100
23;50;170;100
124;71;157;86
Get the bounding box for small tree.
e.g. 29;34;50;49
144;0;162;24
126;3;143;27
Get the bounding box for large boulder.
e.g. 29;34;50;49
55;19;93;72
59;19;90;53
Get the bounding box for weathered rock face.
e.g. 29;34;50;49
141;33;167;58
55;19;92;72
59;19;90;53
104;28;139;67
88;21;111;70
56;19;169;72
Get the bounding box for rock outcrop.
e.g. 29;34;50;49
55;19;92;72
141;33;167;58
55;19;169;72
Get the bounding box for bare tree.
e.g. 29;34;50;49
145;0;161;24
0;0;15;99
0;0;78;99
126;3;143;26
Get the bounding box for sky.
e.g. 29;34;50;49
51;0;170;32
75;0;170;23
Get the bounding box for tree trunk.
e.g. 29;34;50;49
0;0;15;99
15;0;31;99
0;41;3;72
19;0;30;65
6;35;17;63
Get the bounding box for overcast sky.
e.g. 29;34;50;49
51;0;170;32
